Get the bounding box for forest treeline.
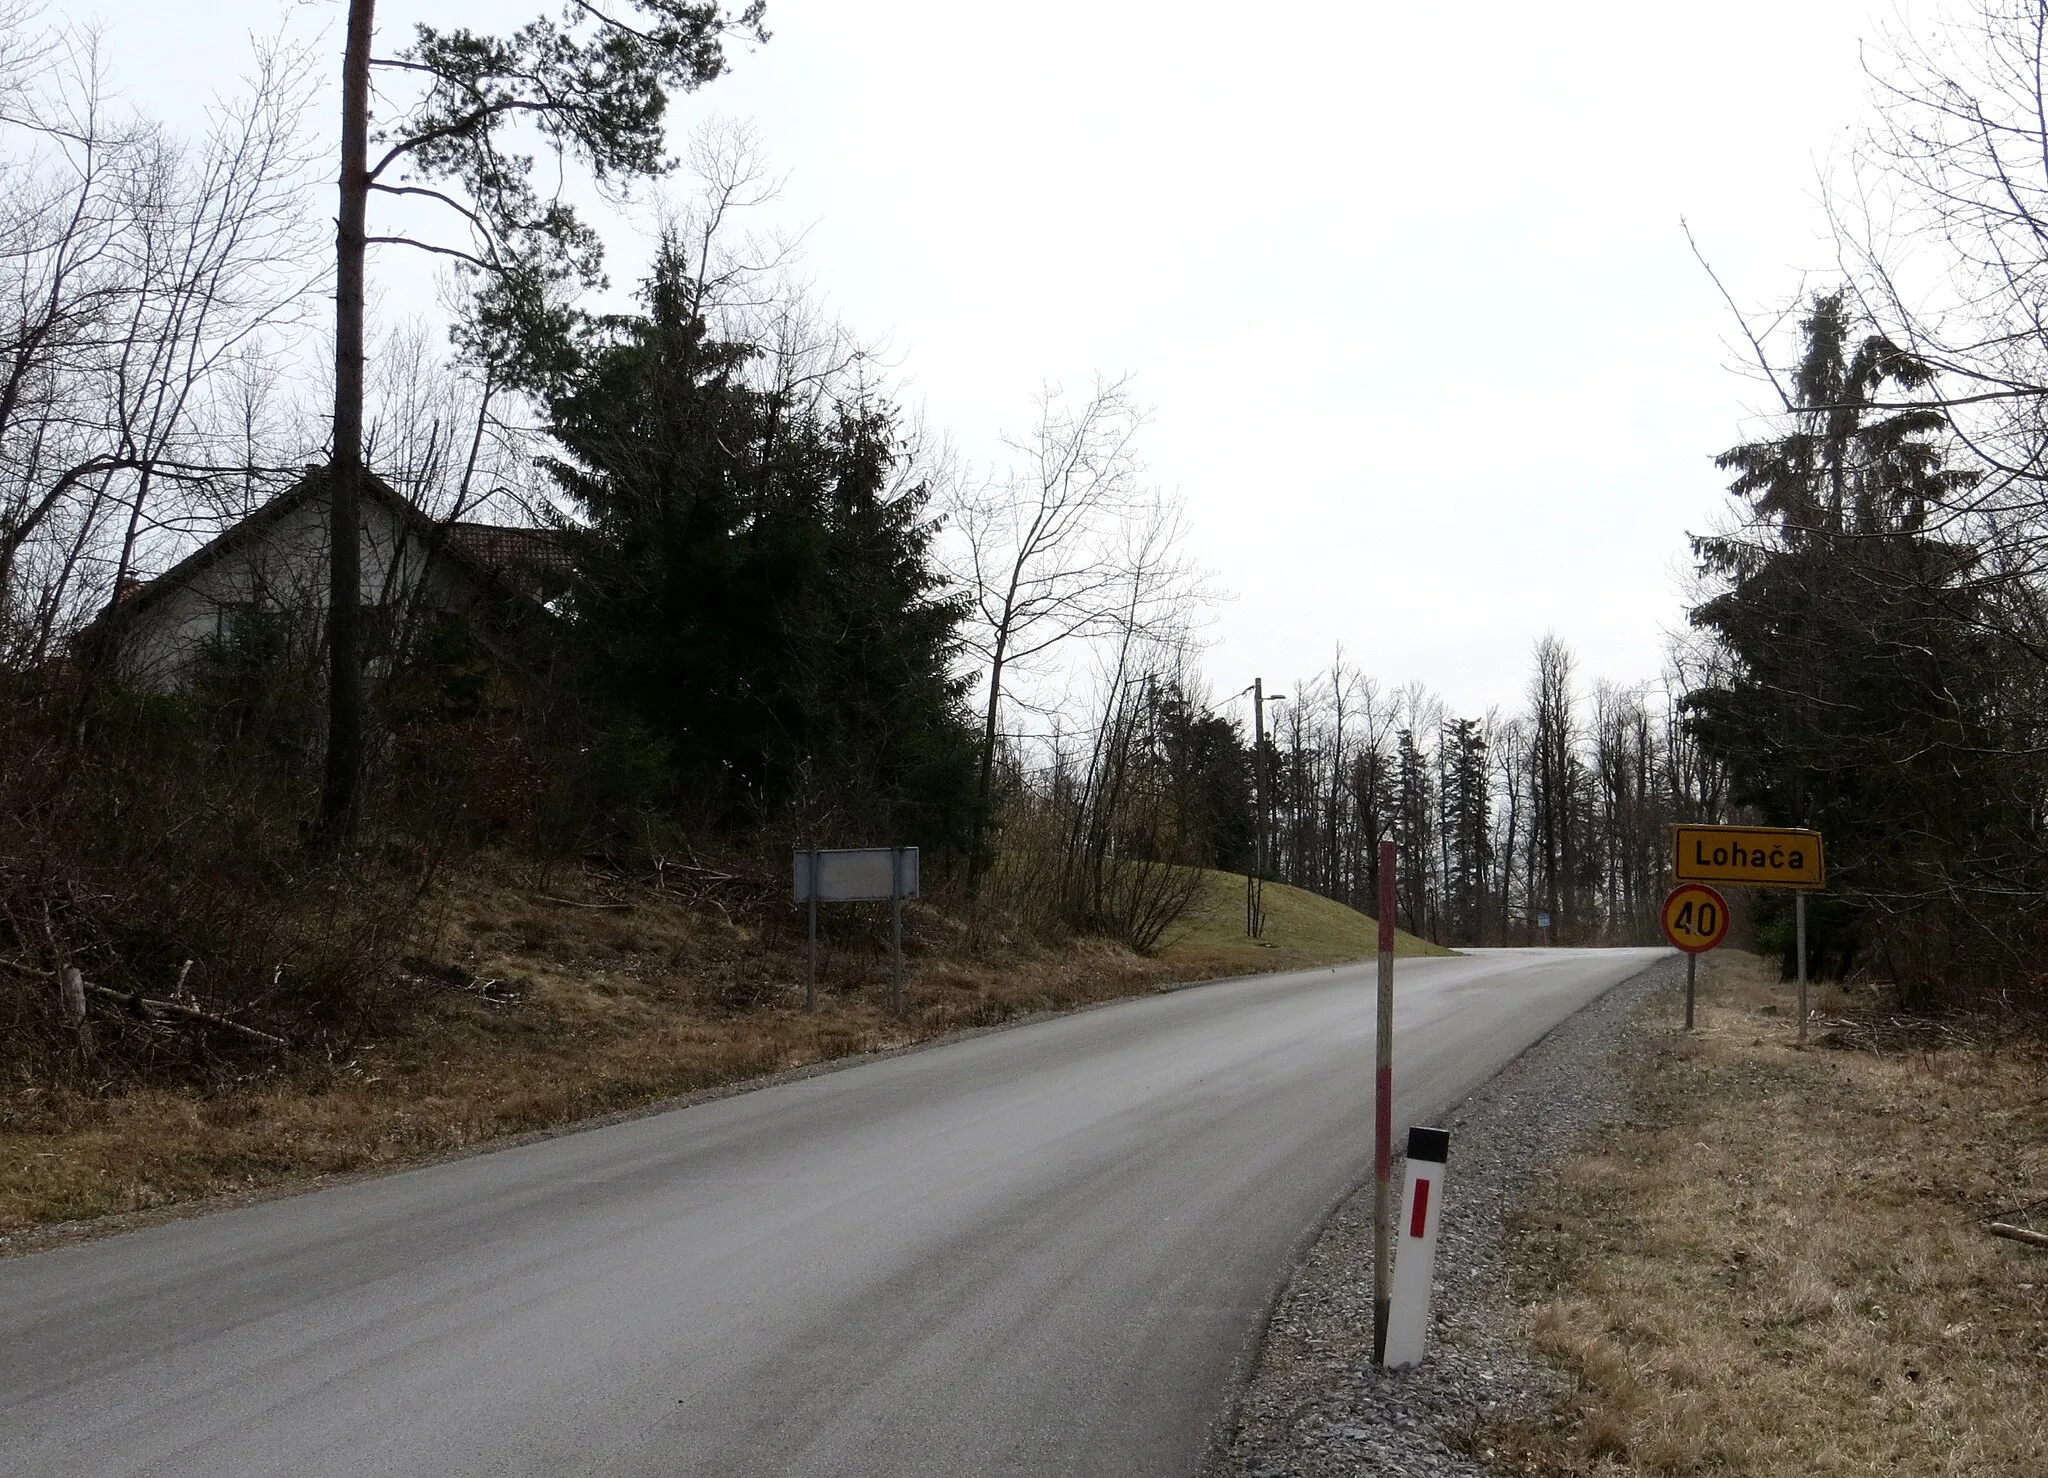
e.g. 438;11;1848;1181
0;0;1704;1057
1247;641;1722;947
1264;0;2048;1010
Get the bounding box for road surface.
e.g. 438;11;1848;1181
1;946;1664;1477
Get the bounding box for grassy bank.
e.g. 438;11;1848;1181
1494;951;2048;1476
2;865;1437;1247
1159;869;1451;974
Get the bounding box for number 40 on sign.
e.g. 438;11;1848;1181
1661;883;1729;953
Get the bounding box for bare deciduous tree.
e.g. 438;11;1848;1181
947;375;1202;880
0;18;319;670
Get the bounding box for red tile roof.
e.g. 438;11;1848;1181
445;522;570;573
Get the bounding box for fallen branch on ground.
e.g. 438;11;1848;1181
82;981;289;1047
1987;1222;2048;1250
8;956;286;1046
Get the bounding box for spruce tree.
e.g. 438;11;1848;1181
545;245;975;841
1686;293;2016;997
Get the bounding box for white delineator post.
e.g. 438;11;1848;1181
1384;1125;1450;1369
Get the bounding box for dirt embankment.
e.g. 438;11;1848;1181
2;862;1438;1250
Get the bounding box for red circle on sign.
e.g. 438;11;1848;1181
1660;883;1730;954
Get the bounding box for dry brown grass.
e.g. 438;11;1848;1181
1;861;1401;1246
1492;952;2048;1477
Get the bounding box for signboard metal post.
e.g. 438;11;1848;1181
806;847;819;1013
1796;891;1808;1044
1373;837;1395;1366
891;847;905;1016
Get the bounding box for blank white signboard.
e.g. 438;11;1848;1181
793;847;919;903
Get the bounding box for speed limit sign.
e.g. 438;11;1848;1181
1660;883;1729;954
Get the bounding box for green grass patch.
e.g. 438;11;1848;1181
1158;870;1452;974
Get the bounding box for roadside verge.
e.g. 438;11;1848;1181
2;866;1443;1252
1214;955;1678;1478
1492;951;2048;1476
1216;950;2048;1478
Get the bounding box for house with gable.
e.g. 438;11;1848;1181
96;466;569;693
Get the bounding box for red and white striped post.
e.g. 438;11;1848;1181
1373;837;1396;1365
1385;1125;1449;1367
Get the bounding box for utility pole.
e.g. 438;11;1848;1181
1246;680;1286;937
1250;678;1266;937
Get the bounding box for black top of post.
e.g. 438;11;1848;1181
1405;1126;1450;1165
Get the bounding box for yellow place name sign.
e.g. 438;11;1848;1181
1672;824;1825;889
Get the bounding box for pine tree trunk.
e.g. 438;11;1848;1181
318;0;374;850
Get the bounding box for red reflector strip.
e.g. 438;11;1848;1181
1409;1178;1431;1238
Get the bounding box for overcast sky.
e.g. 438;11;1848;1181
82;0;1942;719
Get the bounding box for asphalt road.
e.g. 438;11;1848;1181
1;946;1664;1478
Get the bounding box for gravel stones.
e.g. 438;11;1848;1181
1212;956;1681;1478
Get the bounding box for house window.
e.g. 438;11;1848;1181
360;603;397;661
206;599;286;675
214;601;259;646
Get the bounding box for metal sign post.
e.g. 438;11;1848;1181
891;847;906;1016
794;847;920;1016
1796;891;1808;1044
806;847;819;1012
1373;837;1396;1366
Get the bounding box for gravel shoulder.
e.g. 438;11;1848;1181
1212;953;1683;1478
